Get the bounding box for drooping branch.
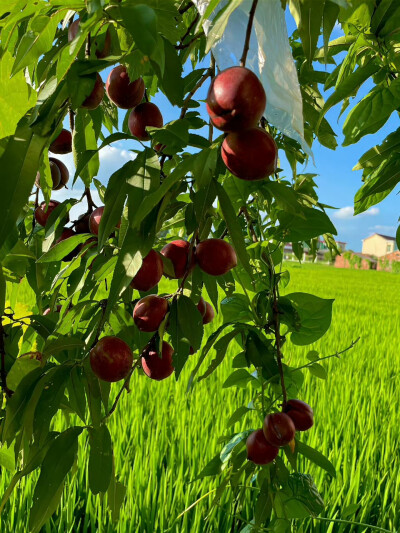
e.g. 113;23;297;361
180;66;214;120
240;0;259;67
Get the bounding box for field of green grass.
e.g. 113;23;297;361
1;263;399;532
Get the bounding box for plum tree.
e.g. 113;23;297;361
141;341;174;381
82;73;104;110
263;412;296;447
49;129;72;154
128;102;163;140
221;128;277;180
161;240;194;279
133;295;168;332
49;157;69;190
130;250;164;292
106;65;145;109
246;429;279;465
206;66;266;132
34;200;60;226
90;336;133;382
195;239;237;276
283;399;314;431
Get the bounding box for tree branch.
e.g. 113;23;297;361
180;66;213;120
240;0;259;67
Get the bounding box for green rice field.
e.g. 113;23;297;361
1;263;399;532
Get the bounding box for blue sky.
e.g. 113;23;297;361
53;11;399;252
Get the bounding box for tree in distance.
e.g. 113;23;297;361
161;240;194;279
35;200;60;226
128;102;163;141
195;239;237;276
206;66;266;132
142;341;174;381
133;295;168;332
49;129;72;154
246;429;279;465
130;250;164;292
90;336;133;382
263;412;296;447
221;128;277;180
82;73;104;110
49;157;69;190
106;65;145;109
35;160;61;190
283;399;314;431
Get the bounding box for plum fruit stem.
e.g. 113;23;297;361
240;0;259;67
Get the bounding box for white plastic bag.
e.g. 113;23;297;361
193;0;312;157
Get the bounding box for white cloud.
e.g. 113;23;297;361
369;224;397;234
333;206;380;219
99;145;136;163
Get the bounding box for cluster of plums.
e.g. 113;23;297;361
206;66;277;181
246;401;314;465
69;20;164;139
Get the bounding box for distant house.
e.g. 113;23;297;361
283;240;346;262
335;252;377;270
377;251;400;271
362;233;397;257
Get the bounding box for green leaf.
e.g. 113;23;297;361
107;470;127;522
216;181;253;279
0;443;15;471
318;60;380;128
37;234;90;263
88;425;113;494
159;38;184;105
12;11;64;75
308;362;327;379
343;79;400;146
278;207;337;242
323;1;340;61
195;454;223;479
192;146;219;189
354;158;400;214
6;356;41;392
198;329;240;382
29;427;83;533
0;51;37;139
221;294;252;323
289;0;325;64
120;4;158;56
220;431;252;463
296;440;336;477
354;128;400;170
0;125;47;251
43;336;85;357
227;405;253;427
286;292;334;345
73;109;99;186
223;369;257;389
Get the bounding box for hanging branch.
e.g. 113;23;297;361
240;0;259;67
0;319;13;397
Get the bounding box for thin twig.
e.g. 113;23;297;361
292;337;361;373
69;108;75;132
175;30;204;50
83;187;97;212
180;67;213;120
102;358;141;421
240;206;258;243
240;0;259;67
